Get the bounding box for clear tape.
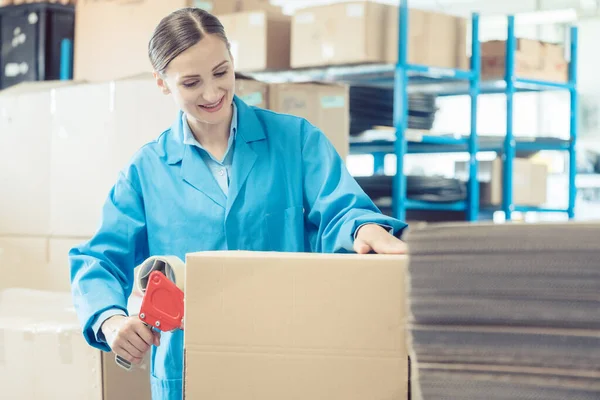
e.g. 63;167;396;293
134;256;185;294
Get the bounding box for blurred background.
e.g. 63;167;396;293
1;0;600;283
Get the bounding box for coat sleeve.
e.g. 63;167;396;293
69;168;149;351
300;120;408;253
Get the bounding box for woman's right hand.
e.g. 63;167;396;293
101;315;161;365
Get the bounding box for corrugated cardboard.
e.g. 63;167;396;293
74;0;281;82
481;39;568;82
291;2;391;68
0;83;56;235
0;77;177;236
456;157;548;206
49;77;178;236
235;76;269;108
386;8;469;69
0;236;48;290
220;11;291;72
268;82;349;160
0;288;151;399
183;251;409;399
0;236;88;292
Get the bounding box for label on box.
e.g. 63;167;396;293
346;4;364;17
240;92;264;106
230;41;239;63
322;44;335;60
321;95;345;109
193;0;213;12
296;12;315;24
249;12;265;26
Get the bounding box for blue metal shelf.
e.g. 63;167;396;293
406;199;468;212
249;2;578;222
349;135;570;155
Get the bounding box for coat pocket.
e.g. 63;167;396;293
264;206;305;252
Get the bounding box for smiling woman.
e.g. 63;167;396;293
69;6;408;400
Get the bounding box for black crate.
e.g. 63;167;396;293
0;3;74;90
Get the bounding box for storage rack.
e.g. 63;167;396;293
250;1;579;222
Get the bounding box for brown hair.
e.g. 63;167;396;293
148;7;230;74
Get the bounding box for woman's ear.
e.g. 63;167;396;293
154;71;171;95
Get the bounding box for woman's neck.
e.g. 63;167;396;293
186;105;233;159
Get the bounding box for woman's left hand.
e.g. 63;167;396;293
353;224;408;254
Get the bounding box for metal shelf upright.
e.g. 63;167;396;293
391;1;481;221
498;16;578;220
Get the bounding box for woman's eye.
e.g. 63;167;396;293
214;70;227;77
183;81;198;88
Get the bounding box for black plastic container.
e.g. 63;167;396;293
0;3;74;90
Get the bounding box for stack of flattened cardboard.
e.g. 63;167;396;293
405;222;600;400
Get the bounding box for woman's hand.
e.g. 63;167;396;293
353;224;408;254
101;315;160;365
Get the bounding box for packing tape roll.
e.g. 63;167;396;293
134;256;185;294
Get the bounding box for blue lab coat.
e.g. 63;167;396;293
70;96;407;400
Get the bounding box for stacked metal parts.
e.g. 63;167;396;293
349;85;437;135
405;222;600;400
355;175;467;216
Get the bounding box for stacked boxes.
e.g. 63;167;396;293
481;39;568;82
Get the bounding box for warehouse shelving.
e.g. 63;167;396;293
250;1;579;222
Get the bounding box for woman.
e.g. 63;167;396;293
70;7;407;400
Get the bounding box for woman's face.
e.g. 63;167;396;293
157;34;235;126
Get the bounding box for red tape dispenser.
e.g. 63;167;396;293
139;270;185;332
115;269;185;371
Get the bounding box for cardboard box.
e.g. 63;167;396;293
0;236;88;291
481;39;568;82
456;157;548;206
292;2;391;68
220;11;291;72
235;75;269;108
386;8;469;69
183;251;409;399
74;0;281;82
0;288;151;399
0;83;56;235
0;77;177;236
268;82;349;160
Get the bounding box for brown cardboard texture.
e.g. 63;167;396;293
183;251;408;399
481;39;568;82
235;76;269;108
268;82;349;160
0;236;89;292
0;288;151;399
292;2;391;68
220;11;291;72
386;8;468;69
456;157;548;206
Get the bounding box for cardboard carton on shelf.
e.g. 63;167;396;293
456;156;548;207
268;82;350;160
74;0;282;82
183;251;409;399
291;2;468;70
219;11;291;72
480;39;569;82
386;7;469;70
291;1;391;68
235;74;269;108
